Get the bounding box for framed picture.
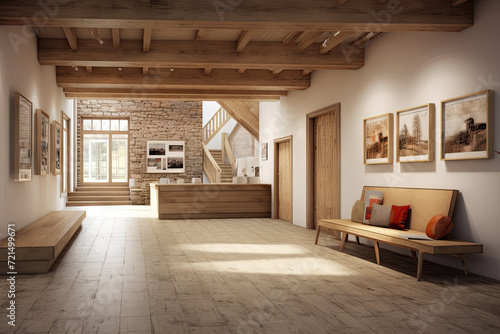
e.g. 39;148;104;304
146;140;185;173
396;104;435;163
261;142;268;161
14;93;33;182
35;109;50;175
363;113;393;164
51;121;62;175
441;90;493;160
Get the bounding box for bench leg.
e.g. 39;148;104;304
411;250;418;265
374;241;381;265
314;226;321;245
339;233;348;252
457;254;469;276
417;251;425;281
355;236;360;245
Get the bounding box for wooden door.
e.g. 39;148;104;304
306;104;340;231
274;136;292;222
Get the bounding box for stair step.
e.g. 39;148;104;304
68;196;130;201
76;186;129;192
66;201;131;206
70;191;130;196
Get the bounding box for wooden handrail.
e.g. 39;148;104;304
203;106;231;145
203;143;221;183
221;132;236;174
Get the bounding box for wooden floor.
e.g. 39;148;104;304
1;206;499;334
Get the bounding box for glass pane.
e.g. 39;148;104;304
120;119;128;131
83;119;92;131
111;120;119;131
112;138;128;182
83;138;108;182
102;119;110;131
92;119;101;131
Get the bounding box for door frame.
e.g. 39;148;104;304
306;104;341;229
273;135;293;223
80;116;130;186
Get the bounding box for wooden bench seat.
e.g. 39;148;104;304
315;186;483;281
0;210;86;274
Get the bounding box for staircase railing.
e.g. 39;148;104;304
221;132;236;174
203;143;221;183
203;106;231;145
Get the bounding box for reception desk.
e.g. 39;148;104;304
150;183;272;219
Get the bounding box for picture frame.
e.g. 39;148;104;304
14;92;33;182
363;113;393;164
146;140;185;173
396;104;435;163
441;90;493;160
261;142;268;161
51;120;62;175
35;109;50;175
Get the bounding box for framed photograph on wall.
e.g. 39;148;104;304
14;92;33;182
51;120;62;175
363;113;393;164
36;109;50;175
146;140;185;173
396;104;435;163
261;142;268;161
441;90;493;160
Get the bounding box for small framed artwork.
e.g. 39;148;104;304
14;92;33;182
364;113;393;164
51;121;62;175
396;104;435;163
146;140;185;173
261;142;268;161
36;109;50;175
441;90;493;160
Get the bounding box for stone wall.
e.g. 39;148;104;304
77;100;203;204
228;124;255;158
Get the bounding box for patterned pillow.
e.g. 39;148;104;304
369;204;392;227
389;205;411;230
362;190;384;224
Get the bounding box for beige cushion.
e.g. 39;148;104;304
369;203;392;227
351;200;364;223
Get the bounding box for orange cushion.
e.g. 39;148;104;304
389;205;410;230
426;215;453;240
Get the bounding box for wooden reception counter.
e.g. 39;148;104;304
150;183;272;219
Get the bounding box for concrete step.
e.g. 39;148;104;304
66;201;131;206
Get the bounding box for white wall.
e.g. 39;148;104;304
0;26;74;238
260;0;500;280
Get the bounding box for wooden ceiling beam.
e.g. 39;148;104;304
143;27;152;51
236;30;254;52
62;27;77;50
112;28;120;48
282;31;303;45
451;0;469;7
295;31;326;51
0;0;473;32
195;29;206;41
320;31;357;54
39;39;364;70
56;67;310;91
63;88;284;101
142;66;149;75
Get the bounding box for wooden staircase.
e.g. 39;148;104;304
67;185;131;206
209;150;233;183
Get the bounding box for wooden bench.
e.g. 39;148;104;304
0;210;86;274
315;186;483;281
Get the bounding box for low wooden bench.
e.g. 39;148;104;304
0;210;86;274
315;186;483;281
